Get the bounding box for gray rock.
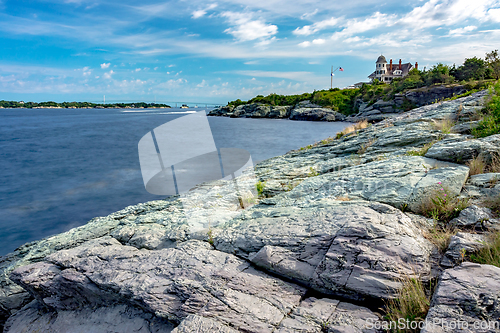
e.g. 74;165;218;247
361;110;381;117
10;238;306;332
425;134;500;163
405;85;468;107
378;106;396;113
422;263;500;333
450;205;498;229
215;200;434;300
4;301;175;333
440;233;486;268
172;315;238;333
276;297;382;333
450;121;480;134
468;173;500;187
290;107;345;122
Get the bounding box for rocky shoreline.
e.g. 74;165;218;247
1;90;500;332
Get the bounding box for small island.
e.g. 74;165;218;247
0;101;171;109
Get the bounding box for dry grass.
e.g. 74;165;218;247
384;271;431;332
488;153;500;173
467;155;487;175
432;117;456;134
418;187;469;223
470;231;500;268
336;120;369;138
423;223;457;253
335;196;351;201
357;138;376;155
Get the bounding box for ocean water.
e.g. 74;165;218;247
0;108;350;256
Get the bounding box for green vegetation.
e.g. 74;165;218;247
470;231;500;267
406;141;436;157
472;82;500;138
0;100;171;109
419;184;469;222
256;180;266;197
307;167;319;177
384;273;431;332
228;51;499;116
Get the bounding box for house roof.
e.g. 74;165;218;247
376;55;387;63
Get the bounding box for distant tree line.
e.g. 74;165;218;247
0;101;171;109
228;50;500;116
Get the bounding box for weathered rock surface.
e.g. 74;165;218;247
276;297;382;333
215;200;435;300
449;205;499;230
440;232;486;268
405;85;468;107
4;301;175;333
422;263;500;333
171;315;239;333
425;134;500;163
10;237;306;332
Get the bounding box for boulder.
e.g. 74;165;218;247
405;85;468;107
425;134;500;163
440;233;486;268
449;205;499;230
289;107;345;122
214;200;435;300
10;238;306;332
422;263;500;333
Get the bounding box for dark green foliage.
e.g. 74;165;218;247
486;50;500;80
452;57;494;81
473;82;500;138
0;100;171;109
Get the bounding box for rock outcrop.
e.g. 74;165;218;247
1;90;499;332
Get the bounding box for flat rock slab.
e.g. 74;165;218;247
172;315;239;333
215;200;434;300
264;156;469;213
10;238;306;333
276;297;382;333
422;262;500;333
425;134;500;163
4;301;175;333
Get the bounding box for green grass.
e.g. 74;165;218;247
405;141;436;156
470;231;500;267
419;185;469;222
384;273;431;332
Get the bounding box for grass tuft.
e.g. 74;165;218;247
256;180;266;197
384;272;430;332
423;222;457;253
336;120;369;138
357;138;376;155
418;185;469;222
405;141;436;157
470;231;500;267
432;117;456;134
467;155;487;175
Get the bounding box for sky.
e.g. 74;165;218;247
0;0;499;104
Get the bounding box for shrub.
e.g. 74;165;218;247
470;231;500;267
473;82;500;138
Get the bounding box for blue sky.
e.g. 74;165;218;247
0;0;499;104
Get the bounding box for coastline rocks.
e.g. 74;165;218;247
405;85;467;107
214;200;435;300
440;232;486;268
425;134;500;163
172;315;238;333
422;263;500;333
4;301;175;333
10;237;306;332
449;205;499;230
290;107;346;122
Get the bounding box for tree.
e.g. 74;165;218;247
454;57;490;81
486;50;500;80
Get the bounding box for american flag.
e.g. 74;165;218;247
339;67;344;71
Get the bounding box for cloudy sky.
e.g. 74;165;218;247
0;0;499;104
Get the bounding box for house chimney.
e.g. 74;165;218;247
399;59;402;70
390;59;393;71
415;62;418;70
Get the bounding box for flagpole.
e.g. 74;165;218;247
331;66;333;89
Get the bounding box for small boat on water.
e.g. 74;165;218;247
180;104;189;109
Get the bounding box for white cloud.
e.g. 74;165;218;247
448;25;477;36
192;3;217;19
197;79;207;87
298;41;311;47
100;63;110;69
221;12;278;42
135;68;141;72
312;38;325;44
300;9;319;20
103;70;114;79
293;17;340;36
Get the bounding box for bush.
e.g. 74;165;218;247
473;82;500;138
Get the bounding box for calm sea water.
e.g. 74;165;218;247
0;108;350;256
